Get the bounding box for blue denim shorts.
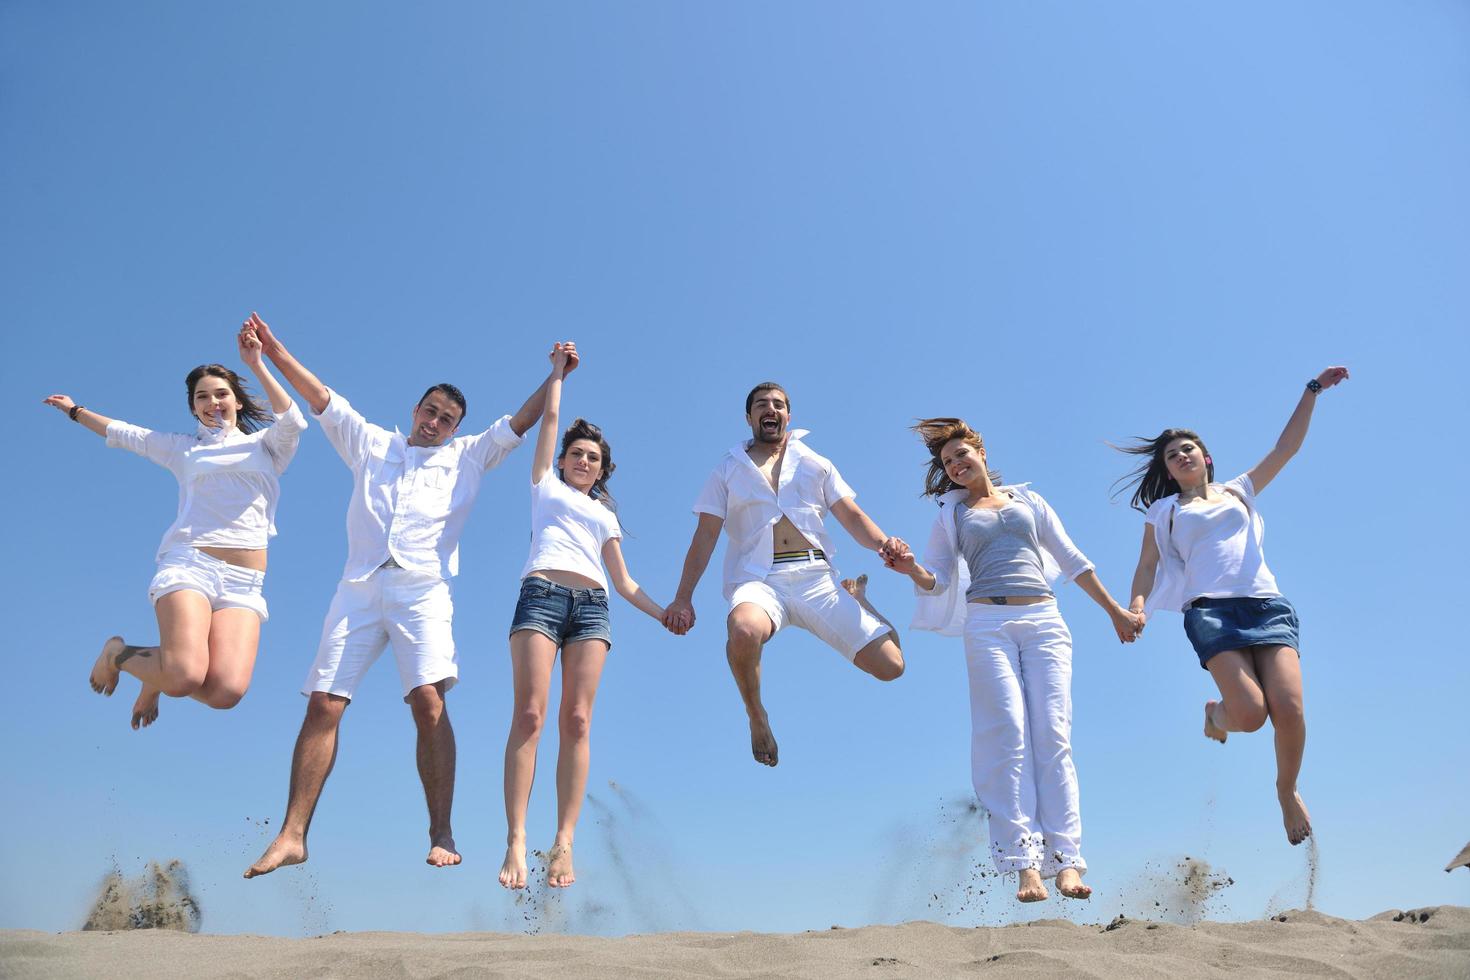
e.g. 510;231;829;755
1183;596;1300;669
509;576;612;649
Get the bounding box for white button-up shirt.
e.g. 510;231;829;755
106;403;307;559
692;431;855;600
316;389;523;582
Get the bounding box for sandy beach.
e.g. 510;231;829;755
3;906;1467;979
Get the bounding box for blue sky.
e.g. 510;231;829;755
3;1;1467;936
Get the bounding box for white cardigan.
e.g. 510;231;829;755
909;485;1093;637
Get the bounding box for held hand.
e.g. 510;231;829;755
663;599;695;635
879;537;916;574
549;341;574;377
238;319;264;369
43;393;77;415
561;340;579;376
1314;365;1349;390
248;313;281;358
1110;607;1144;644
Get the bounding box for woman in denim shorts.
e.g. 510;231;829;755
44;315;304;730
1117;366;1349;847
497;343;669;893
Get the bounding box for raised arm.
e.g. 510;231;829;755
248;313;330;415
602;539;667;622
510;342;578;438
42;394;113;438
238;318;292;414
664;512;723;635
1246;366;1349;494
530;343;572;483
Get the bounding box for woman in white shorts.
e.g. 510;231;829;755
883;418;1142;904
1116;366;1348;847
497;343;669;892
44;314;305;729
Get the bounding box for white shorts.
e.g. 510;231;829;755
302;566;458;701
149;547;268;622
729;558;890;662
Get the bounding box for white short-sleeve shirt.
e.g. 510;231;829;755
1164;474;1281;603
314;389;523;582
692;431;855;600
106;402;307;559
520;469;622;589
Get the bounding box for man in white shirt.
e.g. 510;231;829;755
664;382;905;767
242;316;570;877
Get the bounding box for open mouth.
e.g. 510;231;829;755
760;416;780;433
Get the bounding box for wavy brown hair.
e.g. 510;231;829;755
1111;428;1214;513
912;417;1001;497
559;417;618;511
185;364;272;433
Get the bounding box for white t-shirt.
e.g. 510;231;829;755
1156;474;1281;604
520;469;622;589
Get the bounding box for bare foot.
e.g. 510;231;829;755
1056;867;1091;899
1279;788;1312;845
427;836;461;868
547;842;575;888
840;574;869;599
1016;868;1048;903
90;636;125;696
498;839;528;889
749;711;778;767
1204;700;1228;744
131;686;161;730
244;834;306;878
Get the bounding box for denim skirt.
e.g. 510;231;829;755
1183;596;1299;668
509;576;612;649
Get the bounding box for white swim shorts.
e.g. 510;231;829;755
302;565;458;701
148;547;268;621
729;556;889;662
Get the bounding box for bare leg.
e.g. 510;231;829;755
244;692;349;878
1256;645;1311;845
842;575;905;682
409;681;460;868
549;638;609;888
726;604;777;767
1017;868;1048;903
91;591;212;728
499;631;557;889
192;608;261;710
1203;649;1270;745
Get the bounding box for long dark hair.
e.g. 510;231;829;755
559;418;618;511
1111;428;1214;512
185;364;271;433
911;417;1002;498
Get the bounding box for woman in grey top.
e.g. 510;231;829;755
883;418;1141;904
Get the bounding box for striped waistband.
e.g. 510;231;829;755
772;549;826;564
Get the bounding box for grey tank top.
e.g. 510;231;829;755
957;494;1053;601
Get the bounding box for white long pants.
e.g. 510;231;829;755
964;601;1085;878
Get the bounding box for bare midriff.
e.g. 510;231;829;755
968;595;1051;605
197;545;267;572
528;568;603;590
772;514;818;554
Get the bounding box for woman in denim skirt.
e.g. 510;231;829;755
497;342;669;892
1117;366;1349;846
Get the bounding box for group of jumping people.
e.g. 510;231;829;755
45;313;1348;903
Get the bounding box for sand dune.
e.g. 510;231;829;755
3;906;1467;979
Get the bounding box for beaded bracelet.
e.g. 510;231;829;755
69;404;85;421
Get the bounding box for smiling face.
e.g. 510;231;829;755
940;436;988;489
409;390;464;447
192;374;240;429
1163;435;1210;490
746;388;790;445
559;438;604;494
